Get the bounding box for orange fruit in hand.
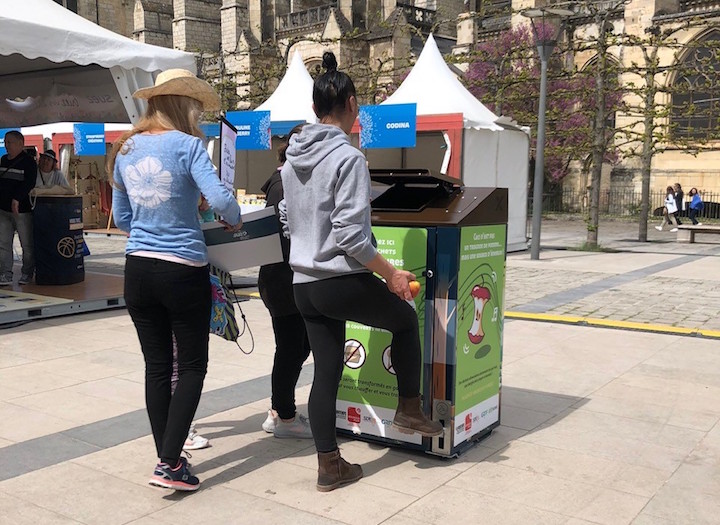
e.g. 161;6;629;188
409;280;421;298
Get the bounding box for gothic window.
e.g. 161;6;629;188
54;0;78;13
671;30;720;141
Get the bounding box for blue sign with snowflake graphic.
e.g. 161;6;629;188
73;123;106;156
226;111;271;150
359;104;416;149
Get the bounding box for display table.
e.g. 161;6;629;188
337;170;508;457
33;195;85;285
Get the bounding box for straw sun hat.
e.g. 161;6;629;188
133;69;221;111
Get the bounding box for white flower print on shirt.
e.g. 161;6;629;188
124;157;172;208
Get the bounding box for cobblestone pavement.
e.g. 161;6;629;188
76;218;720;332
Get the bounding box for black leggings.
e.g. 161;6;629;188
124;256;210;465
294;273;421;453
270;313;312;420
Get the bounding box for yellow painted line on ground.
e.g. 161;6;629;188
505;311;720;339
235;290;260;298
504;311;585;323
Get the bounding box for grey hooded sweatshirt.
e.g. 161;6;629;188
280;123;377;283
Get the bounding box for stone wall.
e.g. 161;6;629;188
173;0;222;52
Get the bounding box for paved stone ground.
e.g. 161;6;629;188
79;219;720;332
1;218;719;524
2;303;720;524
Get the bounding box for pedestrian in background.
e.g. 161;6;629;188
688;187;704;226
673;182;684;225
656;186;678;232
0;131;37;286
108;69;242;491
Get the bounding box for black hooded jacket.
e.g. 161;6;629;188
257;169;298;317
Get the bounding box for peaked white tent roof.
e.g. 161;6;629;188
382;34;501;131
256;52;317;124
0;0;197;127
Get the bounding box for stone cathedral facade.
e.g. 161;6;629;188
60;0;720;197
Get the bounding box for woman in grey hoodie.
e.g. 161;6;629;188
280;52;442;493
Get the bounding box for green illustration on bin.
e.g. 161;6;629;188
453;224;506;445
338;226;427;444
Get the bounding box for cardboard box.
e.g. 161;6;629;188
202;207;282;272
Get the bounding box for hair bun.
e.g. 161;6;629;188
322;51;338;73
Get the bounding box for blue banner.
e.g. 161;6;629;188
359;104;416;149
226;111;271;150
0;128;20;156
73;123;106;156
200;122;220;138
271;120;306;136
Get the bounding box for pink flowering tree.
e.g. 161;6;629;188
465;26;621;186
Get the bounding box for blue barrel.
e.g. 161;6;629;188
33;196;85;285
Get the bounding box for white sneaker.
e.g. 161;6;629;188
670;228;678;232
697;223;703;226
654;226;662;231
183;424;210;451
0;275;11;286
262;409;277;433
273;414;313;439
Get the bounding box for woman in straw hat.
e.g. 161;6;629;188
108;69;242;492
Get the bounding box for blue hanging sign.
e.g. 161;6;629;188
359;103;416;149
0;128;21;156
226;111;271;150
73;123;106;156
200;122;220;138
271;120;306;136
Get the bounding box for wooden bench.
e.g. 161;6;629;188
677;224;720;243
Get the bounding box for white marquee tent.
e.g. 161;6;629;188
383;35;530;252
255;51;317;125
0;0;197;127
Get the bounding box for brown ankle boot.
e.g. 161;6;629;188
316;449;363;492
393;396;444;437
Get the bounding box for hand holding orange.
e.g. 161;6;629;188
409;280;421;298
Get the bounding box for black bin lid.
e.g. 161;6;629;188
370;169;459;213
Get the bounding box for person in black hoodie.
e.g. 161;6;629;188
257;124;313;440
0;131;37;286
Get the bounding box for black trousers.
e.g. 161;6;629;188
124;256;210;465
294;273;421;453
689;208;699;225
270;313;312;420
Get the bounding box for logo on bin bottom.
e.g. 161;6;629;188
465;413;472;432
347;406;362;424
57;236;76;258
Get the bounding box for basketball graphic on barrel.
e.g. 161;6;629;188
57;236;76;258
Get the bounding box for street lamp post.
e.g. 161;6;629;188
522;7;572;260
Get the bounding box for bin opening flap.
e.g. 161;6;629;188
370;169;459;212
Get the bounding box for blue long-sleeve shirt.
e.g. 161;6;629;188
112;130;241;264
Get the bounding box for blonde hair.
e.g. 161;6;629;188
107;95;205;186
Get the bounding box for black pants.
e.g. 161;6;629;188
689;208;699;225
270;313;311;420
294;273;421;453
124;256;210;465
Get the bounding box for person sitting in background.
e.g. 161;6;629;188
688;188;704;226
36;150;71;190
